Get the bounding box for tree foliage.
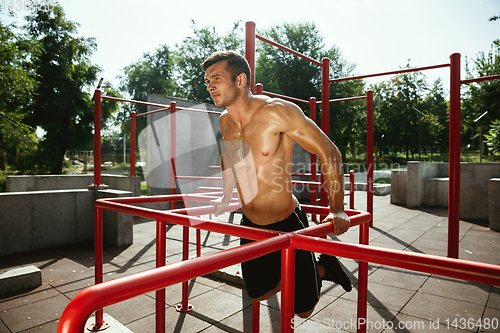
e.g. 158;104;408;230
173;21;244;102
0;18;40;172
24;5;104;174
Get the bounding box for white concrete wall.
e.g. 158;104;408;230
0;189;94;256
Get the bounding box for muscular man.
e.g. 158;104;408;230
203;51;351;318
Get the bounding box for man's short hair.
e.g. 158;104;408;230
202;51;251;89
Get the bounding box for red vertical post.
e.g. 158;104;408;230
252;301;260;333
245;21;256;94
256;83;263;95
320;58;330;216
170;102;177;210
156;220;166;333
310;97;318;221
130;111;136;177
93;89;102;186
281;246;295;333
176;226;193;312
448;53;461;259
349;170;354;209
366;90;374;227
91;207;105;330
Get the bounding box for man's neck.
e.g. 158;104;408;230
226;91;254;126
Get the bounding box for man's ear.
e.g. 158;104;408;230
237;73;247;89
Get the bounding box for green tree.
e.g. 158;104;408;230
372;64;429;160
0;18;40;172
422;79;449;156
24;5;104;174
174;21;244;102
118;44;176;151
255;22;366;154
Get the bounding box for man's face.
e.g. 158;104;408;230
204;61;239;107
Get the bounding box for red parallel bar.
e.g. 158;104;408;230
246;21;256;94
281;246;295;333
95;199;278;241
448;53;461;259
261;90;309;104
130;111;136;177
316;95;367;104
57;235;291;333
292;235;500;287
461;73;500;84
256;34;322;67
93;89;102;186
329;63;450;83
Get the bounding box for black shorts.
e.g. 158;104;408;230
240;203;322;314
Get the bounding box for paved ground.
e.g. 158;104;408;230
1;191;499;332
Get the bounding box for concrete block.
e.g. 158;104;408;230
0;266;41;296
96;189;134;247
390;169;407;205
0;192;33;256
6;175;35;192
423;178;448;207
490;178;500;232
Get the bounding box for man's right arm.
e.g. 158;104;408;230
210;146;236;216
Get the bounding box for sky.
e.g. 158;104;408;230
2;0;499;95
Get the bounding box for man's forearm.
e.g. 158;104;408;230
320;147;345;212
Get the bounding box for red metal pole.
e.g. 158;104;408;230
170;102;177;210
156;220;166;333
90;207;106;330
93;89;102;186
281;244;295;333
366;91;374;227
177;226;193;312
310;97;318;221
350;170;354;209
130;111;136;177
256;83;263;95
245;21;256;94
252;301;260;333
320;58;330;217
448;53;461;259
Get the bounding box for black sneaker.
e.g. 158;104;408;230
317;254;352;292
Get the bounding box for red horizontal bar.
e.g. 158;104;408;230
329;63;450;83
256;34;322;67
101;96;171;108
293;235;500;287
57;235;291;333
461;74;500;84
316;95;368;104
261;90;309;104
135;106;170;117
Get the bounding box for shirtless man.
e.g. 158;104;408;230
203;51;351;318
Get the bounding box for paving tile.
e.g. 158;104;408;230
482;307;500;333
419;275;491;305
368;266;429;291
0;294;69;332
126;307;212;333
185;288;251;322
0;281;59;311
103;293;156;326
400;291;485;323
392;312;466;332
341;281;415;312
214;299;280;332
486;286;500;310
19;319;59;332
42;260;96;293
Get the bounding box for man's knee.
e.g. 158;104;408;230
296;306;315;318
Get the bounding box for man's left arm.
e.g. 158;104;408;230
281;102;350;235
